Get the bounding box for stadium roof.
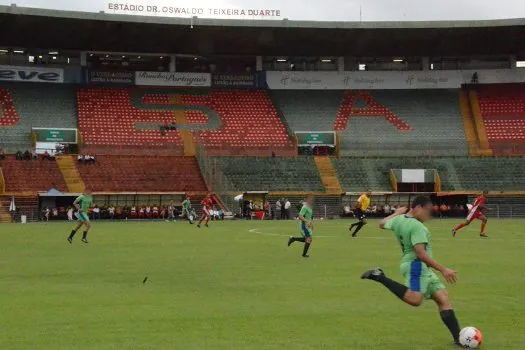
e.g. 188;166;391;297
1;5;524;56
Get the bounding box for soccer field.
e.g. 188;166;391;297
1;219;524;350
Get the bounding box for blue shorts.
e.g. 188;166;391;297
300;222;312;237
75;212;90;222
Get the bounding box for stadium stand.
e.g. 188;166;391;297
76;156;208;192
77;88;294;155
476;84;525;155
452;157;525;191
332;157;457;192
333;156;525;192
0;83;77;152
0;155;67;193
212;157;324;192
334;90;469;156
269;90;343;132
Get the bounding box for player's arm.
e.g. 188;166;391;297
413;244;457;284
73;197;82;211
298;207;312;228
379;206;407;229
355;195;363;209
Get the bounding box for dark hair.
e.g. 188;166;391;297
411;196;432;209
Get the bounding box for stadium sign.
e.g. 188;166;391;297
267;69;525;90
32;128;78;143
0;65;64;83
4;1;525;21
268;71;462;90
295;132;336;146
135;71;211;87
87;70;134;84
212;74;257;88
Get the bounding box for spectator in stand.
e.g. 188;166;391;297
108;205;115;220
275;199;281;220
145;205;151;218
31;148;38;160
23;149;31;160
264;200;271;219
67;206;74;221
77;154;83;163
115;206;122;219
43;150;53;161
0;147;4;161
433;204;440;217
247;200;253;220
383;203;391;215
160;206;166;220
131;206;137;218
167;200;175;221
440;203;449;218
152;205;159;218
139;206;145;219
370;204;378;216
16;150;23;160
92;205;100;220
284;198;291;220
44;207;50;222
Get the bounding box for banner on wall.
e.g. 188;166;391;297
87;70;134;84
0;65;64;83
266;71;463;90
135;71;211;87
266;69;525;90
212;74;257;88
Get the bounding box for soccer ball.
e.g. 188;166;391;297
459;327;483;348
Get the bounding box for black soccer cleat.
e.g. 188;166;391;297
287;236;294;247
81;238;89;244
302;254;310;258
351;232;357;238
205;223;209;228
360;267;385;281
480;233;489;238
196;224;201;228
67;237;72;244
452;229;457;238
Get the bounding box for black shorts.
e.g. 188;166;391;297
354;209;366;221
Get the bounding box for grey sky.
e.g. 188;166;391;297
2;0;525;21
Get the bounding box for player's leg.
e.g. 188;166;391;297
288;224;312;257
204;211;211;227
432;289;461;344
349;209;362;235
452;218;472;237
185;209;193;224
352;217;367;237
81;220;91;243
197;208;206;227
361;267;423;306
68;219;83;243
478;214;488;237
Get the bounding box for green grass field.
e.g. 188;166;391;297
1;218;524;349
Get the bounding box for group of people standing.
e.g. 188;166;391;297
274;198;291;220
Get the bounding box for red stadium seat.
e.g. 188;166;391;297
477;84;525;155
76;88;294;154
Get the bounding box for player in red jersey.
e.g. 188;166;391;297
452;191;489;238
197;194;213;228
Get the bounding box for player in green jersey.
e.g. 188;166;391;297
68;190;94;244
182;196;193;224
361;196;462;346
287;194;314;258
